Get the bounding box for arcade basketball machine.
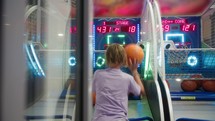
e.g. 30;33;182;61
93;17;156;120
91;0;173;120
161;1;215;120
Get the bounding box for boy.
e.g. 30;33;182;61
92;43;144;121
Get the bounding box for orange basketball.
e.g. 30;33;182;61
124;44;144;64
202;80;215;92
181;80;197;92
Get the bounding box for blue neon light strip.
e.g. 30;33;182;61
93;25;96;68
30;44;45;76
93;53;95;68
25;44;38;72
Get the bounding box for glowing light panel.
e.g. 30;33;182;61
187;55;198;66
68;56;76;66
96;56;105;67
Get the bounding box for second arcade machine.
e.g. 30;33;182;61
161;1;215;120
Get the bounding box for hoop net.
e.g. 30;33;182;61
165;49;190;67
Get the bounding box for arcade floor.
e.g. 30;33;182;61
172;101;215;120
24;97;152;121
25;99;75;121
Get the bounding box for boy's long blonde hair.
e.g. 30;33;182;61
105;43;127;67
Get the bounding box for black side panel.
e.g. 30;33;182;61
157;74;171;121
144;71;161;121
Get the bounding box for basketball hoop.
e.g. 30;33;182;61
175;42;192;49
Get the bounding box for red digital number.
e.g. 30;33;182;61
128;26;136;33
101;26;107;33
181;24;190;31
162;25;170;32
97;26;102;33
190;24;196;31
97;26;112;33
181;24;196;32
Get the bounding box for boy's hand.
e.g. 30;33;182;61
128;58;138;73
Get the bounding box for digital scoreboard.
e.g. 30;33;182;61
93;18;140;69
94;18;140;50
162;19;197;32
96;21;137;33
162;17;201;48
